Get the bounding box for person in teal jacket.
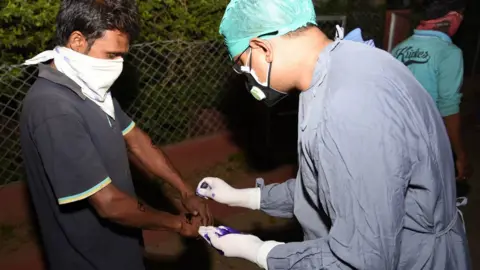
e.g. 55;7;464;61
392;0;472;182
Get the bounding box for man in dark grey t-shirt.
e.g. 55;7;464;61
20;1;211;269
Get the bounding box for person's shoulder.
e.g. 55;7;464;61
392;35;415;50
391;37;420;58
324;77;410;127
26;77;78;106
326;51;415;113
393;34;448;57
441;43;462;59
336;41;396;63
330;42;406;82
22;78;82;127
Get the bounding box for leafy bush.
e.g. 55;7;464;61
0;0;228;65
137;0;227;42
0;0;59;65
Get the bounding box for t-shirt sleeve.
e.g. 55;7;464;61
33;113;111;205
113;99;135;136
437;47;463;117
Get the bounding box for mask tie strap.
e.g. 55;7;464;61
266;61;273;88
335;25;345;40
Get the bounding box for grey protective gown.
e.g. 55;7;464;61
259;40;470;270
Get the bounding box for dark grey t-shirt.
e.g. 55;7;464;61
20;64;144;270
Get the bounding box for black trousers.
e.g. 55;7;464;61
453;152;470;198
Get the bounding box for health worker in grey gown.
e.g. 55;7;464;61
196;0;471;269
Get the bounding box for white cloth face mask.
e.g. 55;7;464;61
24;46;124;119
56;47;123;102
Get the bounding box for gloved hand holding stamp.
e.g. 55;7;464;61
198;225;284;269
196;182;212;199
195;177;261;210
198;225;242;255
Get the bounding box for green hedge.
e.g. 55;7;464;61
0;0;385;64
0;0;59;65
0;0;228;65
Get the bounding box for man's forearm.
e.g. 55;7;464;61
110;199;181;231
147;147;192;196
90;185;182;231
128;151;155;180
125;127;212;225
128;152;186;211
443;113;466;159
126;127;192;196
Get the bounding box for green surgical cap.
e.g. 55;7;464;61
219;0;318;58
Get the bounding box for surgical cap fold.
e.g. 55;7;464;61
219;0;318;58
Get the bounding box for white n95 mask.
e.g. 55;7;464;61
234;48;287;107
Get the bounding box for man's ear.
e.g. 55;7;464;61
67;31;89;54
249;38;273;63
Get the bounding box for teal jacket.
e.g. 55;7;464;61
392;30;463;117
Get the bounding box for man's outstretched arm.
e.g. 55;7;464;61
123;125;212;224
437;48;471;180
89;183;185;232
32;113;199;237
196;177;296;218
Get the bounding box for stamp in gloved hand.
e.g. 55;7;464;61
196;182;211;199
199;226;242;255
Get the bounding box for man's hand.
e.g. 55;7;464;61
181;193;213;226
176;214;202;238
196;177;261;210
456;155;473;181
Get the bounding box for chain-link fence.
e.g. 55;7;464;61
0;64;38;186
0;14;384;186
118;41;232;144
0;40;233;186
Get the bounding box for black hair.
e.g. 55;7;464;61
423;0;466;20
286;23;318;37
55;0;140;47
